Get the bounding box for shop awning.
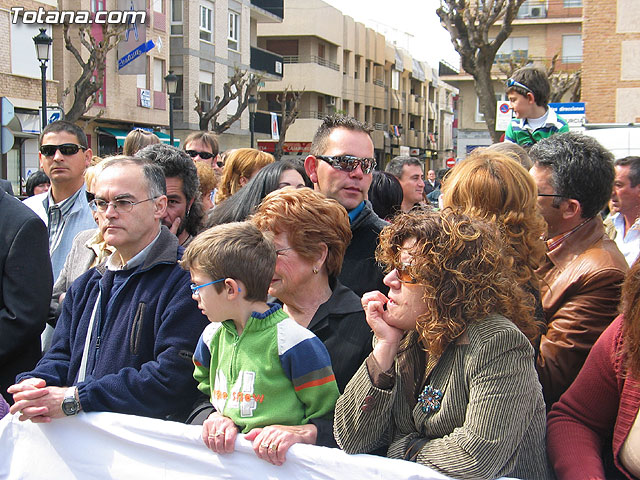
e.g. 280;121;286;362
154;131;180;147
96;128;179;148
96;127;128;147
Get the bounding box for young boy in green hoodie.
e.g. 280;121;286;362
181;221;339;465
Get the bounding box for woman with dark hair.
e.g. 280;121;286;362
208;160;310;225
368;171;403;221
547;259;640;479
334;210;551;479
25;170;50;197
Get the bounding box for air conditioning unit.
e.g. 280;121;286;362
530;6;544;17
326;96;336;106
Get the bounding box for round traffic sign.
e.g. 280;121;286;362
446;157;456;168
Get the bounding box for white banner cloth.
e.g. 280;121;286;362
0;412;463;479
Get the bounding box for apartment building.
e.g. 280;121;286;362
440;0;582;157
255;0;456;170
169;0;284;149
582;0;640;123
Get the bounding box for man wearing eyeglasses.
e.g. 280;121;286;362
23;121;96;283
305;115;388;298
9;156;208;422
529;132;627;409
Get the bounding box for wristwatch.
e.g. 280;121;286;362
61;387;81;416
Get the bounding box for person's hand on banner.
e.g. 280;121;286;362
8;378;67;422
202;412;239;454
245;423;318;466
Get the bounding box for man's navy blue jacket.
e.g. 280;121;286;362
18;227;209;419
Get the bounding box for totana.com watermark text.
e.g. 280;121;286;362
10;7;146;25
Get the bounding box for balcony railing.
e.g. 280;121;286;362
282;55;340;72
250;47;284;78
250;0;283;20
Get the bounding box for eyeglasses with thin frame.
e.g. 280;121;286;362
185;150;215;160
39;143;86;157
275;247;293;256
395;262;418;284
316;155;377;175
537;193;568;198
190;278;225;296
506;78;533;94
89;197;158;213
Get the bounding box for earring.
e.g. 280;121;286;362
312;267;319;274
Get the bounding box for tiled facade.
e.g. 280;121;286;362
582;0;640;123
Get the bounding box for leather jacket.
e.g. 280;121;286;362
536;216;628;408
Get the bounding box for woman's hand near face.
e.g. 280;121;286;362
202;412;239;454
244;423;318;466
361;291;404;371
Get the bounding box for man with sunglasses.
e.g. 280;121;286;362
504;66;569;147
305;115;388;298
10;156;208;422
529;132;627;408
183;131;221;176
23;121;96;283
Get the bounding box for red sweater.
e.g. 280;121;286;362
547;315;640;479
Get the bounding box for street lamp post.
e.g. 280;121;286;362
33;28;52;131
248;94;257;149
164;71;178;147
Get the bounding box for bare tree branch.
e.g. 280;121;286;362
437;0;526;141
195;68;262;133
62;22;126;123
274;87;304;160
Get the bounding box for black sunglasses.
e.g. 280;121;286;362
216;161;224;168
40;143;86;157
185;150;215;160
316;155;377;174
86;191;95;203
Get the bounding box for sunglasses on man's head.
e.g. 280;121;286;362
185;150;215;160
316;155;377;175
39;143;86;157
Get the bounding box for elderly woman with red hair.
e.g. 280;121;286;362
247;187;372;464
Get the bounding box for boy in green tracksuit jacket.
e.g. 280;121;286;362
181;222;339;464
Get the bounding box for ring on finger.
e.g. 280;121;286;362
270;444;278;452
214;430;224;437
260;442;270;449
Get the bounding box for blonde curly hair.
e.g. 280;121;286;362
441;150;546;289
377;209;538;356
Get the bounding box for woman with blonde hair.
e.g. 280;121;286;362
122;128;160;156
441;149;547;328
334;210;551;479
245;187;372;464
214;148;274;204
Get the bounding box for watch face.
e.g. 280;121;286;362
62;397;79;416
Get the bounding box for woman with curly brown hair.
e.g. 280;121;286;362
334;210;552;480
547;259;640;479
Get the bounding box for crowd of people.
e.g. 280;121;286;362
2;68;640;479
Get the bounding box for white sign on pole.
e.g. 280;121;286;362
496;101;513;131
270;112;279;140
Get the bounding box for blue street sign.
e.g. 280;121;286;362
118;39;155;70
